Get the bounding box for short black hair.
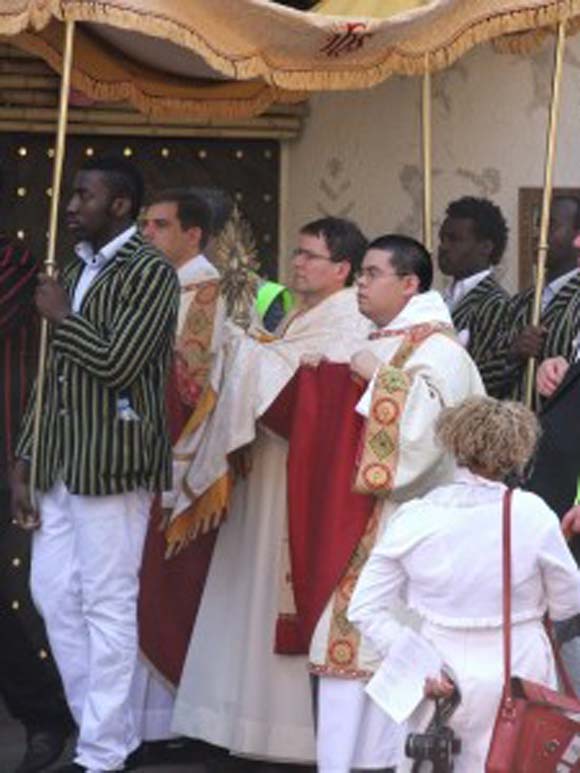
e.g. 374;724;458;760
149;188;213;249
445;196;509;264
368;234;433;293
189;188;234;236
80;156;144;220
551;195;580;231
300;217;368;285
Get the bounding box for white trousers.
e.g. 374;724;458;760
131;656;175;741
31;480;151;772
317;677;404;773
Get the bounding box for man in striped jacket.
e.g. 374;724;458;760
11;156;179;773
438;196;510;397
490;195;580;404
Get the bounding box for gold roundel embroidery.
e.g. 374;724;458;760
361;463;391;490
330;639;355;666
371;397;400;426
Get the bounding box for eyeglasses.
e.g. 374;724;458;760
355;268;410;282
291;247;333;263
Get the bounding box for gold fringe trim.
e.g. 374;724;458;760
0;2;61;35
493;17;580;55
165;472;232;558
3;3;580;92
48;2;580;90
7;23;304;120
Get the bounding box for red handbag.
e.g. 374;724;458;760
485;489;580;773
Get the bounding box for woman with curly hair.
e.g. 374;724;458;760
348;395;580;772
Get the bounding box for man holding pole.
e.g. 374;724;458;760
524;214;580;548
10;156;178;773
490;195;580;403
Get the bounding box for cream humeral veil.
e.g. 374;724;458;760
166;287;371;552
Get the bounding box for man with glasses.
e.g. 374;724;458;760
171;217;371;766
307;235;483;772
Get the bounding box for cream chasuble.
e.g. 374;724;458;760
171;287;371;763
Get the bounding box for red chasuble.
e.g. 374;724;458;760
261;362;375;655
138;362;218;685
138;273;222;687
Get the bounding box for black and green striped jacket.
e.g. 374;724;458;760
485;272;580;403
16;231;179;496
451;274;510;398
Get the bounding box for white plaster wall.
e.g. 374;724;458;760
282;35;580;292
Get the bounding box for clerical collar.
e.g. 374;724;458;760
372;289;453;335
444;268;491;311
177;253;219;287
74;224;137;269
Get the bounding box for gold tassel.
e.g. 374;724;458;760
165;472;233;557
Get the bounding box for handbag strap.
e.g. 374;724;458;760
503;489;578;701
501;488;513;702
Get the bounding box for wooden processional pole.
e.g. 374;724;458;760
524;19;567;408
422;52;433;252
29;19;76;502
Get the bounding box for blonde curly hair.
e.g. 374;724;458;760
435;396;540;481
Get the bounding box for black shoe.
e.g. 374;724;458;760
14;728;70;773
124;744;144;769
50;746;142;773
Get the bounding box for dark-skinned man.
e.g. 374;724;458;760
527;223;580;693
10;156;179;773
524;221;580;549
438;196;510;397
491;195;580;403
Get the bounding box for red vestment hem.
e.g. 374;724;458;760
138;363;217;686
261;363;374;655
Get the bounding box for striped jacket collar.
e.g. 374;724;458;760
445;268;491;310
540;271;580;320
64;230;149;301
452;274;503;316
74;225;137;269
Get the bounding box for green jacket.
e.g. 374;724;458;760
256;280;294;332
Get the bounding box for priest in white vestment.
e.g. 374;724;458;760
309;235;484;772
171;218;371;762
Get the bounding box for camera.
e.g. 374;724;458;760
405;724;462;772
405;688;462;773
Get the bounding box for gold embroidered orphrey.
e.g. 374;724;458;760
315;321;456;678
